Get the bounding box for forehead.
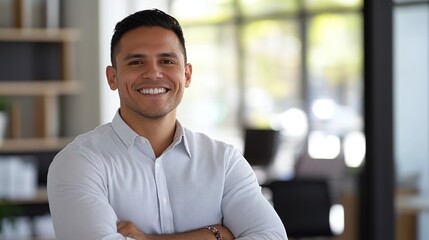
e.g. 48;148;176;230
117;27;182;56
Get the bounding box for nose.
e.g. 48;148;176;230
142;61;163;80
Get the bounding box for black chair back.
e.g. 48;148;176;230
243;128;280;167
264;178;334;238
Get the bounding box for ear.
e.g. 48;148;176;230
106;66;118;90
184;63;192;88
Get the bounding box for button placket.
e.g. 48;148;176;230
153;157;174;233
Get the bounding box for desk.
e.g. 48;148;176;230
396;194;429;213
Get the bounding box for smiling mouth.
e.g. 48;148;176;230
139;88;168;95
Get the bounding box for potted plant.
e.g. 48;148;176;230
0;199;21;235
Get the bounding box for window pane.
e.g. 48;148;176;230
307;13;363;135
394;3;429;208
171;0;234;23
242;20;302;127
178;25;240;136
239;0;299;16
305;0;363;11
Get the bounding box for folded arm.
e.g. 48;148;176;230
48;150;124;240
221;148;288;239
48;150;236;240
117;222;234;240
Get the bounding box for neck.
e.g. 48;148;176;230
120;109;177;157
142;119;176;157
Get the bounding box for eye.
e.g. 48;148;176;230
160;59;174;65
128;60;143;65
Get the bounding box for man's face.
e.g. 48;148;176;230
106;26;192;121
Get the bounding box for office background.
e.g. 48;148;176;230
0;0;428;239
63;0;429;239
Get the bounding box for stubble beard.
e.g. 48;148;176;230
126;93;183;120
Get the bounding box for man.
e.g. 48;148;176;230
47;9;287;240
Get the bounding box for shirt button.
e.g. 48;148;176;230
155;163;160;168
163;198;168;204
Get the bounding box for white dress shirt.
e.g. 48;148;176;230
47;111;287;240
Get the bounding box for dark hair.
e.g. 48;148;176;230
110;8;187;67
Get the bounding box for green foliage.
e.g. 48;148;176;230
0;97;10;112
0;200;22;233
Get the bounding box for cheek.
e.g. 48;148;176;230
117;79;132;94
115;72;135;90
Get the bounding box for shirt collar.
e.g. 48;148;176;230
111;110;139;149
111;110;191;157
172;120;192;158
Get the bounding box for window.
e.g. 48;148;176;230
170;0;363;162
393;1;429;239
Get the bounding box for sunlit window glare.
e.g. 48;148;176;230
329;204;345;235
311;99;337;120
172;0;233;21
245;87;276;127
305;0;361;8
338;0;361;5
343;131;366;168
308;131;341;159
270;108;309;137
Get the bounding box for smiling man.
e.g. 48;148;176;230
47;9;287;240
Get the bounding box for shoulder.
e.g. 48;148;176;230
182;128;243;162
48;123;119;186
53;123;118;165
183;128;235;149
66;123;116;149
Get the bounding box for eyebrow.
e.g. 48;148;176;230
123;52;179;61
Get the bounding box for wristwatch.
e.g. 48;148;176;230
205;226;223;240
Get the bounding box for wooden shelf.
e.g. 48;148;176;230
0;28;79;42
0;1;78;235
0;137;73;153
0;81;80;96
8;188;49;205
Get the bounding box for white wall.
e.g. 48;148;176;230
62;0;101;134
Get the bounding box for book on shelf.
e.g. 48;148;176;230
0;155;38;200
0;0;60;28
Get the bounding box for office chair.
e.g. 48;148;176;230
243;128;280;167
263;178;338;239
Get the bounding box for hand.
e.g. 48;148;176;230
117;220;147;240
117;221;235;240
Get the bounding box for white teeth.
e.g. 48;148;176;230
140;88;167;95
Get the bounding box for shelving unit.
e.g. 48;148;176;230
0;137;73;153
0;1;79;239
0;28;80;141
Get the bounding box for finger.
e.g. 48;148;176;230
117;227;131;237
117;222;131;235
